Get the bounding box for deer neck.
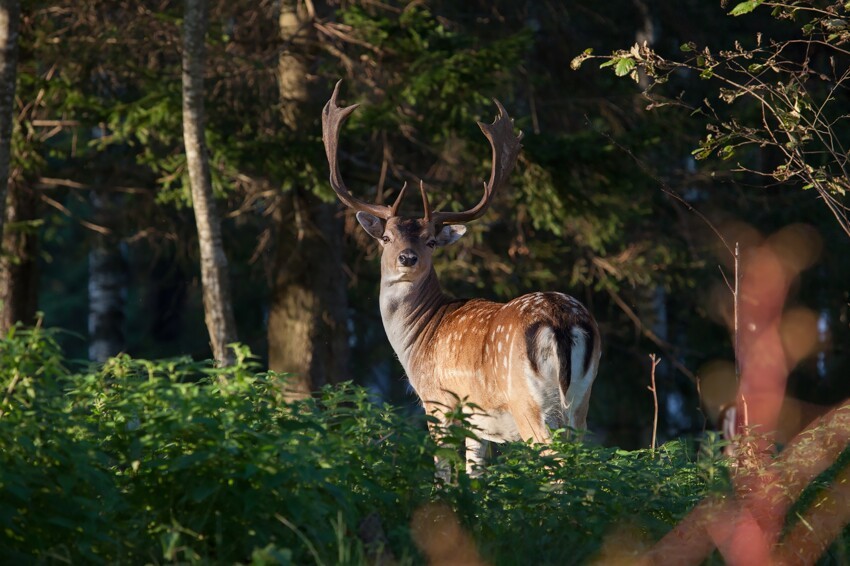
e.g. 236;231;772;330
379;267;451;375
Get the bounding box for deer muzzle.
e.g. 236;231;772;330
398;249;418;268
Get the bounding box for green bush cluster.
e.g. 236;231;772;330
0;326;736;564
0;328;435;563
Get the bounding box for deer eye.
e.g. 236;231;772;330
426;239;438;249
381;235;391;244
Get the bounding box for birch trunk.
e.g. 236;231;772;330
182;0;238;366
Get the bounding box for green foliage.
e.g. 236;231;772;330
4;328;850;563
460;438;717;564
338;4;531;134
0;327;734;564
329;3;698;330
589;0;850;237
1;328;436;563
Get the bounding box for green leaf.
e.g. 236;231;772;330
728;0;763;16
614;57;636;77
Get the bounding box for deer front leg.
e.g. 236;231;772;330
424;403;453;483
427;402;488;477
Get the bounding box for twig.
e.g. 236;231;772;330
275;514;326;566
38;194;111;235
30;119;80;127
733;242;740;384
35;177;148;194
648;353;660;451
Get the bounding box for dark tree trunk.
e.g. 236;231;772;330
0;0;19;246
0;182;37;334
182;0;238;366
267;0;349;398
268;192;349;398
0;0;21;334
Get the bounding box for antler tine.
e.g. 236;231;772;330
389;182;409;217
419;180;433;223
322;80;394;219
431;99;523;226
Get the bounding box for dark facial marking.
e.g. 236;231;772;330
394;218;432;243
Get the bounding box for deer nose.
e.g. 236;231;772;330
398;249;418;267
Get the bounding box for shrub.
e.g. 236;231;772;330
1;326;846;564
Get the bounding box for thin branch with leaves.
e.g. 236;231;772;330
575;0;850;236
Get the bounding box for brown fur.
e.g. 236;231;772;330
366;215;602;459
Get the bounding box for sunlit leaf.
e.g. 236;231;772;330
728;0;764;16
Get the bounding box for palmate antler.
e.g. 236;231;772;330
321;80;523;224
425;100;524;225
322;80;407;220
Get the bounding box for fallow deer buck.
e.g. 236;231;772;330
322;82;601;474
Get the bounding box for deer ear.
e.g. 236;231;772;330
356;211;385;240
436;224;467;247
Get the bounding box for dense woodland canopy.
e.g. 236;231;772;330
0;0;848;449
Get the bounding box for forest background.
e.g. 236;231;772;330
1;0;849;450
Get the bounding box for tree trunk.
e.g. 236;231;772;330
267;0;349;398
277;0;311;131
0;182;37;334
87;190;127;362
268;193;349;398
182;0;238;366
0;0;19;247
0;0;20;332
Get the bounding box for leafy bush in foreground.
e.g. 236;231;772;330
1;328;435;563
0;326;846;564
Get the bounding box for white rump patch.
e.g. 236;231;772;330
564;326;598;430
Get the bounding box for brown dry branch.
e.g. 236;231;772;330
648;353;660;451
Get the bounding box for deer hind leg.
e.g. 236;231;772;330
465;436;488;477
563;327;601;431
509;397;552;445
520;326;562;444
